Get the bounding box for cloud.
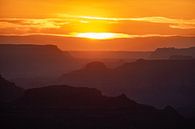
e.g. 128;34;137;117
169;24;195;29
129;17;195;30
0;18;69;29
71;15;195;29
0;15;195;37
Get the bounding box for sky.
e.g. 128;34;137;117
0;0;195;50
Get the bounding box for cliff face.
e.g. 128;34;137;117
0;44;74;78
150;47;195;59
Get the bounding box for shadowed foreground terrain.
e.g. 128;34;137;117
0;75;191;129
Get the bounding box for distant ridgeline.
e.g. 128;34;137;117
151;47;195;59
58;60;195;115
0;44;74;78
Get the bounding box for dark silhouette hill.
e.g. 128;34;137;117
85;61;108;71
19;85;103;108
58;62;114;91
1;84;184;129
58;60;195;117
151;47;195;59
0;44;74;78
0;75;23;102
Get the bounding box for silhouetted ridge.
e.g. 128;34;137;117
0;44;66;57
18;85;143;109
20;85;103;107
164;105;179;113
0;75;23;102
85;61;108;71
59;62;112;87
59;59;195;115
151;47;195;59
0;78;185;129
0;44;74;78
7;85;186;129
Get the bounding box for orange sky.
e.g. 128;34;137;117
0;0;195;50
1;0;195;18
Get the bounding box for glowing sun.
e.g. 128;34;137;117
72;32;130;40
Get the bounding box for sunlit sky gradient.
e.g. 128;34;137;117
0;0;195;50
